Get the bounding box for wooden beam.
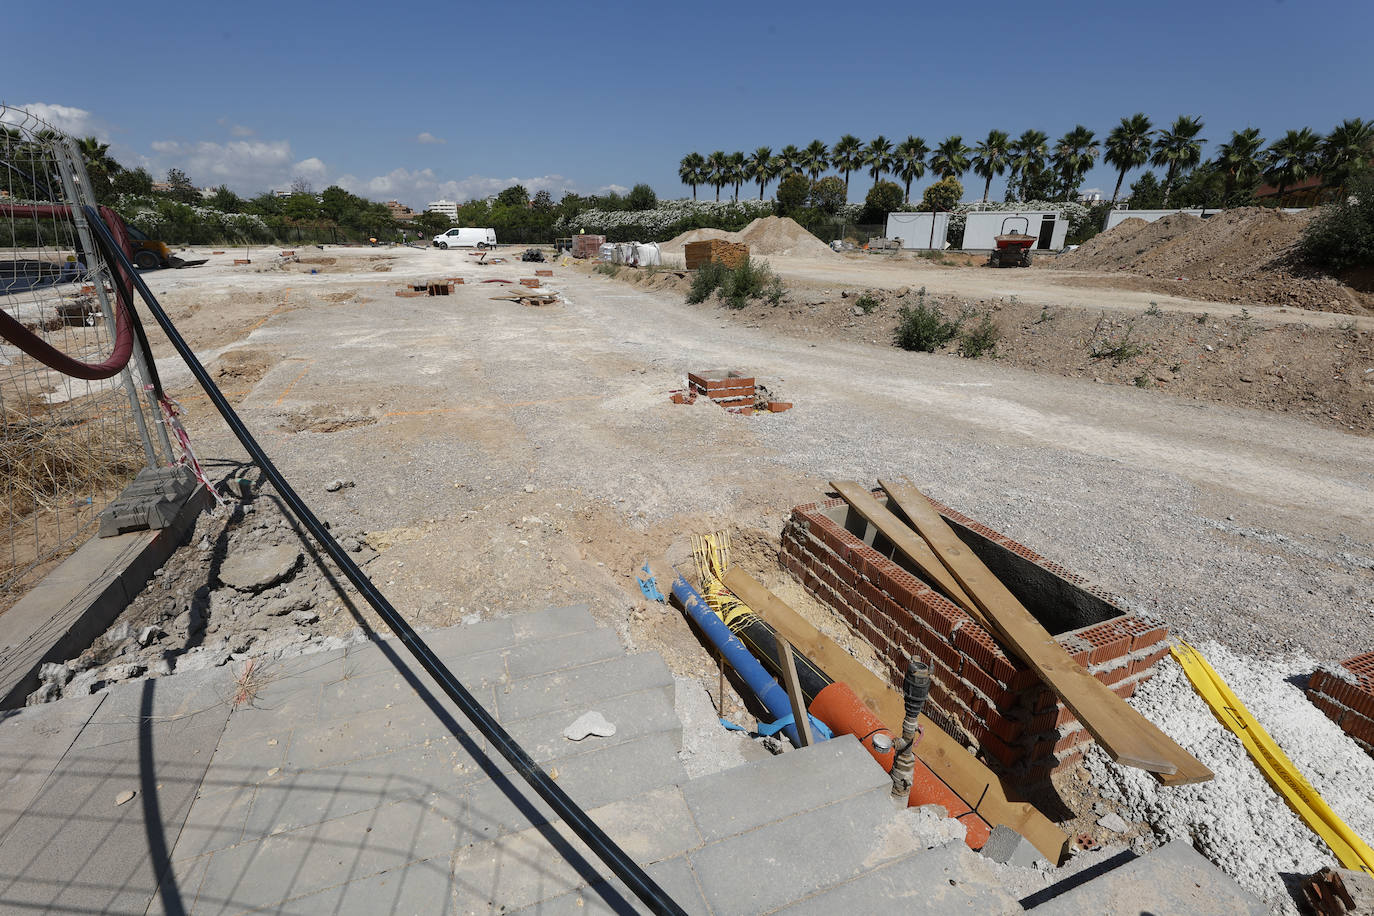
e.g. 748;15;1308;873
827;481;993;634
774;633;814;747
877;477;1211;783
722;567;1070;864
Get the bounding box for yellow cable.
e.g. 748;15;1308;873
1172;642;1374;876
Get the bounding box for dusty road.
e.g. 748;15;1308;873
141;246;1373;669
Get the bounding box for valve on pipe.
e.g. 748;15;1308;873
890;659;931;801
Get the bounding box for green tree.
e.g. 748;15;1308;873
863;136;893;189
1152;115;1206;201
208;185;243;212
800;139;829;181
746;147;776;200
163;167;200;204
1264;128;1322;203
76;136;121;201
1300;172;1374;271
727;151;746;201
1007;130;1048;201
111;166;154;197
861;180;903;223
283;192;321;222
776;145;803;180
775;173;810;216
919;177;963;212
496;184;530;207
1127;171;1166;208
706;150;729;201
414;210;451;236
1319;118;1373;190
1053;125;1099;201
626;183;657;210
971;129;1011;202
930;136;970;182
893;136;929;204
679;152;706;200
1214;128;1266;205
1104;113;1153;203
531;189;555;212
810;176;847;216
832;134;864;194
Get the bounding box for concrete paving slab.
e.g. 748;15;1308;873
0;693;105;845
495;651;673;721
510;604;597;641
173;780;257;860
1027;839;1267;915
269;854;457;915
688;786;929;916
282;689;477;770
499;687;683;770
510;855;711;916
778;843;1021;914
681;736;886;844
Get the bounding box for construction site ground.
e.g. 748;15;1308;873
14;243;1374;913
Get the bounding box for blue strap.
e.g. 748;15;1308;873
756;713;832;741
719;718;747;732
635;561;665;604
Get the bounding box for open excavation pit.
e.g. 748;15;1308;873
780;491;1172;785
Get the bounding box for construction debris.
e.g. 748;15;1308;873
683;239;749;270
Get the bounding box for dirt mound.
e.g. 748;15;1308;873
1057;207;1366;313
660;227;733;254
736;216;833;257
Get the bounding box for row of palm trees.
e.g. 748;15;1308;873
678;117;1373;206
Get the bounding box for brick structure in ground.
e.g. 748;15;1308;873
1307;652;1374;757
688;371;755;415
779;492;1172;785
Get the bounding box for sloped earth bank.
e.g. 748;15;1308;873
598;265;1374;435
1054;207;1370;315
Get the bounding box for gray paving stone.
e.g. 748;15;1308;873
499;687;683;771
282;690;478;770
269;854;456;915
174;782;257;859
510;856;711;916
148;851;213;915
0;692;104;845
495;651;673;722
190;792;463;915
215;659;330;744
495;627;629;683
197;729;289;799
688;787;930;916
452;785;699;913
1028;839;1267;915
511;604;596;641
339;615;520;680
778;843;1021;914
681;736;886;843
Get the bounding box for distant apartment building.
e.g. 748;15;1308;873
386;200;416;222
426;199;458;220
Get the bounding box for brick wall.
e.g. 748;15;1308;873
779;493;1170;785
1307;653;1374;757
688;371;755;415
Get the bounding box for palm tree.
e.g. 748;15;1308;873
1214;128;1266;205
1320;118;1374;190
706;150;729;201
77;136;120;174
679;152;705;200
929;136;971;182
1053;125;1099;201
832;134;864;194
1103;114;1153;203
727;151;746;201
776;145;803;180
1007;129;1048;201
1151;115;1206;200
1264;128;1322;203
893;136;929;204
746;147;776;200
800;140;830;182
863;136;893;188
971;130;1012;203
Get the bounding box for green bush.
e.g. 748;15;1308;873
919;178;963;213
811;176;848;216
958;314;999;357
686;261;729;303
1301;174;1374;272
894;294;961;352
764;274;785;305
626;183;658;211
722;257;774;309
594;262;620;277
776;174;811;216
861;181;904;224
855;294;880;313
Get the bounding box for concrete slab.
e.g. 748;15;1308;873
500;687;683;767
0;693;105;845
1027;840;1268;915
510;855;711;916
495;651;673;721
681;736;887;843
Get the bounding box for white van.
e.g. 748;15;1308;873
432;227;497;249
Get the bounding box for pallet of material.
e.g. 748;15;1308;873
572;235;605;259
683;240;749;270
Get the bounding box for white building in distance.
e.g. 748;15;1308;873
426;199;458;220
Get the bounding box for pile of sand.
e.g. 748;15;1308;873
659;217;832;258
1057;207;1365;313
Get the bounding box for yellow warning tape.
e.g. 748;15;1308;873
1172;642;1374;875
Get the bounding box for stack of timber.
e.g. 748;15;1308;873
684;239;750;270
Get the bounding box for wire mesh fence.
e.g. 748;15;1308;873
1;106;166;602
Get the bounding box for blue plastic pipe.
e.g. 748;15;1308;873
671;574;800;745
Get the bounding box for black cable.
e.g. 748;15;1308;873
82;207;686;916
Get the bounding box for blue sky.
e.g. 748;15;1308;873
4;0;1369;207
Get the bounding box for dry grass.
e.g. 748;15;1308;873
230;658;279;708
0;412;144;527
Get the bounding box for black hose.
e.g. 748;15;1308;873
82;208;686;916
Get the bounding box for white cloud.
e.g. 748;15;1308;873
335;169;580;207
230;124;255;137
597;184;630;195
1;102;103;139
415;132;446;145
147;138;297;191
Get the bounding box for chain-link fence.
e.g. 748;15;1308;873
1;107;168;603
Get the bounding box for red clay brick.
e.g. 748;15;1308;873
1341;652;1374;690
1074;621;1134;666
954;625;1018;683
1308;693;1347;726
1342;711;1374;746
960;662;1017;708
1028;703;1078;734
1111;679;1140;700
1113;615;1170;652
908;593;965;640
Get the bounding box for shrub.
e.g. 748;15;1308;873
722;257;774;309
776;174;811;216
894;295;961;352
594;262;620;277
811;176;848;216
1301;174;1374;272
861;181;905;224
626;183;658;211
764;274;785;305
855;294;880;313
686;261;729;303
958;314;999;357
919;178;963;213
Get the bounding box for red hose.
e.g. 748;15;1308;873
0;291;135;380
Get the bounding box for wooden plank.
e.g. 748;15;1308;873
721;568;1070;864
877;477;1211;782
775;633;814;747
828;481;993;634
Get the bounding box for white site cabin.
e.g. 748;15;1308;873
432;227;498;249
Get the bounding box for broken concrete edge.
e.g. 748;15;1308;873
0;481;211;709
